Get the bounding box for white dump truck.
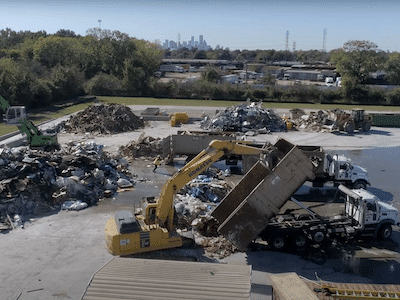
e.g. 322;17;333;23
212;141;398;251
257;184;399;251
298;146;370;189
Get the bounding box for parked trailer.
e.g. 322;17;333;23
159;64;184;73
168;131;238;156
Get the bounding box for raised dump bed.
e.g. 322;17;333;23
212;138;316;250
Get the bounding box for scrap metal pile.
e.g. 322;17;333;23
0;142;135;231
200;102;287;133
62;103;145;135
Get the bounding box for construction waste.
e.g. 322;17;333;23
0;142;135;231
287;108;370;133
61;103;145;135
200;102;287;133
288;108;333;132
119;133;164;158
174;172;237;258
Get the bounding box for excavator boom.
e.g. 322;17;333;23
153;140;265;229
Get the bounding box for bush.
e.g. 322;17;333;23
386;89;400;106
51;65;85;100
319;88;343;104
30;79;53;106
84;72;123;95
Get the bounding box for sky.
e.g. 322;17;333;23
1;0;399;52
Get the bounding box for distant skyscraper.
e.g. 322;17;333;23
191;36;195;47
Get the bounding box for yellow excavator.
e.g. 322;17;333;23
105;140;267;255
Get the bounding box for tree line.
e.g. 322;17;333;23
0;28;162;107
1;27;400;109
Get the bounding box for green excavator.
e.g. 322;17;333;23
1;95;59;150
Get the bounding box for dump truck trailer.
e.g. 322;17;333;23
212;138;318;250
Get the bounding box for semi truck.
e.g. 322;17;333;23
213;156;398;251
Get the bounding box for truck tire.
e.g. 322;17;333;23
378;224;392;240
345;122;355;134
269;236;286;250
362;121;371;132
353;180;368;190
293;234;308;248
312;231;325;243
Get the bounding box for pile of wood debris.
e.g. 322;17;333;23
119;133;164;158
62;103;145;135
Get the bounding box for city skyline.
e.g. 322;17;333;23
161;34;214;51
1;0;400;52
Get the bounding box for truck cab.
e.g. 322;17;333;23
326;154;370;189
341;185;399;240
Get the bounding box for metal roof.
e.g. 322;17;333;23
81;257;251;300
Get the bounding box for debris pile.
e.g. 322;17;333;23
289;109;332;132
62;103;145;135
119;133;164;158
0;142;135;231
179;175;232;203
173;173;236;258
200;102;286;133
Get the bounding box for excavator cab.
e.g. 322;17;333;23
0;95;26;124
3;106;26;124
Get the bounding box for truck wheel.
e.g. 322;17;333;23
345;122;355;134
312;231;325;243
353;180;367;190
293;234;308;248
362;121;371;132
378;224;392;240
269;236;286;250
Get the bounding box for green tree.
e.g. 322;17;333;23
32;36;78;68
201;67;221;83
194;50;207;59
331;40;383;85
384;52;400;84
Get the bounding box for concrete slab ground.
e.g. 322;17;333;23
2;104;400;300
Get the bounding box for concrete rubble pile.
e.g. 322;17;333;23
200;102;287;133
119;133;163;158
0;142;135;231
61;103;145;135
174;174;237;258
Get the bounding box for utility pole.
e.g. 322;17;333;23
98;20;102;40
322;28;327;52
